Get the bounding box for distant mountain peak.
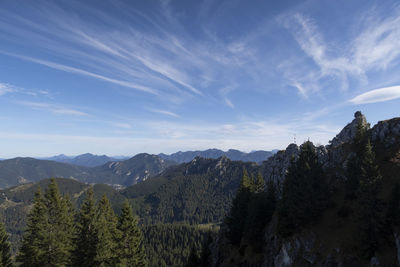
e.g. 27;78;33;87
43;153;121;167
159;149;275;164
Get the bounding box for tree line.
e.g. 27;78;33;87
1;178;147;267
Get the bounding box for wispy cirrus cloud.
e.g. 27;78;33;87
17;101;89;116
0;82;51;97
149;108;180;118
353;12;400;71
0;83;15;96
219;85;236;108
281;7;400;97
351;85;400;104
0;0;278;107
3;52;160;95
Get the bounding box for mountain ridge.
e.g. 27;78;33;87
159;148;275;164
0;153;175;189
40;153;126;167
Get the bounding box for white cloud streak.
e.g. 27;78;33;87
0;1;275;107
351;85;400;104
282;8;400;97
353;13;400;71
0;82;52;98
17;101;89;116
149;108;180;118
0;83;14;96
4;52;159;95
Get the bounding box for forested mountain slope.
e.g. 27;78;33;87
0;178;217;266
0;149;275;190
0;158;91;189
88;153;176;186
122;156;260;224
43;153;120;167
0;153;175;189
211;112;400;266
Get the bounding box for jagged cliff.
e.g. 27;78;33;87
213;112;400;267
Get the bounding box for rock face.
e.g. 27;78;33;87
255;112;382;189
260;143;330;190
262;222;362;267
264;226;318;267
371;117;400;148
260;143;299;187
329;111;368;148
91;153;176;186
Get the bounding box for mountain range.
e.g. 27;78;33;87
39;153;127;167
0;149;275;189
158;148;274;164
19;148;275;168
0;153;172;189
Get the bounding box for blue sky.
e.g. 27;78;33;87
1;0;400;157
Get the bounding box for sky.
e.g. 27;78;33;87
0;0;400;158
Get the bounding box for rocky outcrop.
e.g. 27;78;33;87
323;111;370;172
260;143;299;187
263;224;362;267
264;233;319;266
329;111;368;148
371;117;400;148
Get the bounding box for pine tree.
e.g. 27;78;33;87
43;178;74;266
17;188;48;267
357;140;383;258
63;195;76;242
254;173;265;193
224;169;253;245
240;168;254;192
345;118;367;199
277;141;328;237
244;180;277;252
72;187;98;267
94;195;120;266
354;117;368;146
0;221;12;267
117;200;148;267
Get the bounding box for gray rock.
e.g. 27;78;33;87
370;256;379;266
371;118;400;148
260;143;299;189
329;111;368;148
